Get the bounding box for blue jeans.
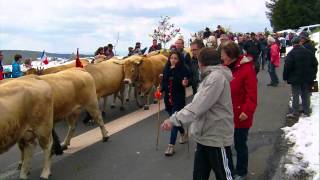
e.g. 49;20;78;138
291;84;311;115
234;128;249;176
168;109;185;145
268;61;279;84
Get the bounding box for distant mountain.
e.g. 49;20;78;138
0;50;92;65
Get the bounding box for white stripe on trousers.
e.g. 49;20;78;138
221;147;233;180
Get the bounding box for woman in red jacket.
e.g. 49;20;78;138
221;41;257;180
0;51;4;80
267;36;280;86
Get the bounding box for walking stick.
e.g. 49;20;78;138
155;88;162;151
155;75;163;151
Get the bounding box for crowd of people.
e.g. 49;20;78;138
160;25;317;180
0;24;318;180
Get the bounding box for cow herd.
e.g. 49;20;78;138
0;52;167;179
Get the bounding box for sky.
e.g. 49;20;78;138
0;0;271;55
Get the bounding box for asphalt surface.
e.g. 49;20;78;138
0;62;291;180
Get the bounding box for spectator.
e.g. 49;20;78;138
267;36;280;87
217;34;230;59
258;33;268;70
3;67;12;79
283;36;318;118
133;42;147;55
299;32;317;55
0;51;3;80
126;47;134;57
243;32;261;74
24;58;33;69
190;39;205;95
105;44;114;59
203;27;211;39
161;47;234;180
221;41;257;180
148;39;161;53
94;47;106;59
175;38;192;73
279;34;286;57
215;25;225;39
11;54;23;78
160;51;189;156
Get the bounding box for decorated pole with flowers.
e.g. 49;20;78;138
149;16;181;50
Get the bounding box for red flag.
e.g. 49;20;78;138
41;50;49;65
76;48;83;68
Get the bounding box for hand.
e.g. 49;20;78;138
239;112;248;121
161;119;173;131
182;78;188;87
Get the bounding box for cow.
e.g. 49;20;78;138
0;78;54;180
121;54;167;110
33;68;109;149
84;60;126;112
24;59;90;75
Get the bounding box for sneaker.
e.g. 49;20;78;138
286;113;298;118
234;174;247;180
301;113;310;117
164;144;175;156
179;133;188;144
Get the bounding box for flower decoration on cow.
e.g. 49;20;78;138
150;16;181;49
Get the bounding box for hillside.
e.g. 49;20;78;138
0;50;91;65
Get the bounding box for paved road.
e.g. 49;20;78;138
0;63;290;180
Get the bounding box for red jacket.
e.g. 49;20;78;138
270;43;280;67
228;55;258;128
0;70;3;80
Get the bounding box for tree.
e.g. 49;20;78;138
266;0;320;31
150;16;181;49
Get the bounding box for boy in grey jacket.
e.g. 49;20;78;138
162;47;234;180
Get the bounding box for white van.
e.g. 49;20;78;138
296;24;320;35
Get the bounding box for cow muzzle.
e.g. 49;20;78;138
123;79;132;84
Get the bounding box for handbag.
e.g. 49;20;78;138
310;81;319;92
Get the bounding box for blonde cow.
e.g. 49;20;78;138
0;78;54;180
34;68;109;149
24;59;90;75
122;54;167;110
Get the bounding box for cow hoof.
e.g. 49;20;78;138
17;163;22;170
144;106;149;110
120;107;125;111
110;105;115;109
126;98;129;102
102;136;109;142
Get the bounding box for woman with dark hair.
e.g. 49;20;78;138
221;41;257;180
11;54;23;78
161;51;190;156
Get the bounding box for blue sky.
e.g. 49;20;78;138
0;0;271;55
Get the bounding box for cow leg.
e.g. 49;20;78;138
125;84;131;102
61;113;79;150
36;129;53;179
143;87;152;110
134;84;143;108
86;104;109;142
17;143;24;170
119;83;125;111
19;131;37;179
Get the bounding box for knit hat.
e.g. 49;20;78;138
291;36;300;45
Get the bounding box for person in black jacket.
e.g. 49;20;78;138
299;32;317;55
283;37;318;118
244;33;261;74
161;51;190;156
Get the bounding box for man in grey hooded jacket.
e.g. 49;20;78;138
162;47;234;180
